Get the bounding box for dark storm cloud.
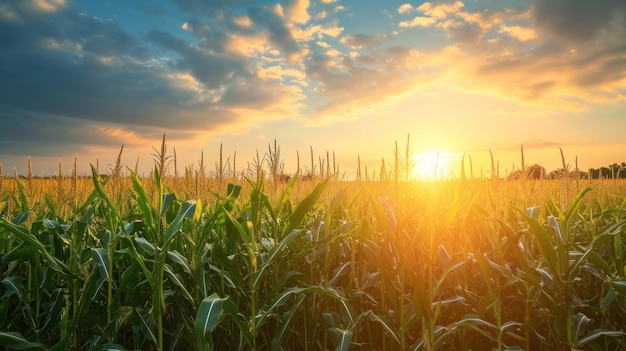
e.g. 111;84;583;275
534;0;626;42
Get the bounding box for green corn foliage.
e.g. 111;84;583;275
2;151;626;351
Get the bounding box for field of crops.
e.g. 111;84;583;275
1;148;626;350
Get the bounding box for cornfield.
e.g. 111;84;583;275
1;141;626;351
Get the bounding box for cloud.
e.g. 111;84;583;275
2;0;626;163
399;16;436;28
304;45;442;121
0;1;314;158
534;0;626;43
439;20;484;44
0;107;153;156
417;1;464;20
31;0;65;12
286;0;310;24
498;25;537;41
397;4;414;15
339;33;387;49
248;7;304;61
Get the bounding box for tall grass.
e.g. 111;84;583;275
1;140;626;350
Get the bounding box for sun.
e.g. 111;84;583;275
411;151;460;180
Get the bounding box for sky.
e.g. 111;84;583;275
1;0;626;179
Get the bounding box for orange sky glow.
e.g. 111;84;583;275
1;0;625;179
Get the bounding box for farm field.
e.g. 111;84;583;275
3;0;626;350
1;148;626;351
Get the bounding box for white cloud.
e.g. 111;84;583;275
287;0;310;24
233;16;253;28
418;1;464;19
398;4;414;15
399;16;436;28
499;25;537;41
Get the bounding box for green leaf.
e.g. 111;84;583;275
610;280;626;297
363;311;400;344
95;344;127;351
285;178;328;234
14;179;29;212
1;277;25;300
195;293;228;344
42;218;60;230
167;249;191;274
226;183;241;199
328;328;352;351
253;229;304;291
135;308;157;345
275;171;299;218
500;320;523;333
166;200;196;244
565;187;592;222
577;329;626;346
12;210;29;225
573;312;591;340
453;314;497;336
161;193;176;217
222;299;254;347
524;214;560;281
0;331;46;350
0;220;70;276
270;294;305;351
91;165;122;227
601;288;618;308
130;170;154;229
91;248;110;281
134;237;156;255
163;264;194;302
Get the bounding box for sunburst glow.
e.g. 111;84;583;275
411;151;461;180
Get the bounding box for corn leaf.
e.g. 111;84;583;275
0;220;70;276
1;277;25;300
270;294;305;351
130;170;154;228
328;327;352;351
90;248;110;281
165;200;196;244
524;214;560;281
195;293;228;342
576;329;626;346
285;177;328;235
0;331;46;350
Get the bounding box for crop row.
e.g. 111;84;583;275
1;167;626;350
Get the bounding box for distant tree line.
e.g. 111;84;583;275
507;163;626;180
